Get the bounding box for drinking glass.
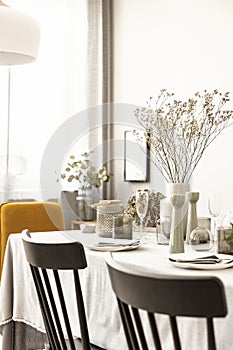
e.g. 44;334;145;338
113;215;133;239
136;190;149;238
208;192;221;241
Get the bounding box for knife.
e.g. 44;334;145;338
97;241;140;247
169;256;223;264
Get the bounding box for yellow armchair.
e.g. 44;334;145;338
0;201;65;278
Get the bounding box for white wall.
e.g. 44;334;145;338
113;0;233;219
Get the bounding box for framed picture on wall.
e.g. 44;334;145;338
124;130;150;182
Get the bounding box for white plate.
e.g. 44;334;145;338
84;240;142;252
168;253;233;270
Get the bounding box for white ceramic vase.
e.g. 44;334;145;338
160;183;190;238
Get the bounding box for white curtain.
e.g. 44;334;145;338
0;0;113;202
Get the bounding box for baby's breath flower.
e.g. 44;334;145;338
135;89;233;183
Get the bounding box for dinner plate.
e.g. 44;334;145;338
168;253;233;270
84;239;142;252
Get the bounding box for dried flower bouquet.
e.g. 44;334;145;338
124;190;165;227
135;89;233;183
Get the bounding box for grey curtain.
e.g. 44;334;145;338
86;0;113;199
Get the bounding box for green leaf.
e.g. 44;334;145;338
68;175;75;182
102;175;109;182
95;179;101;187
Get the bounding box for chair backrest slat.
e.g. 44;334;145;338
30;266;56;348
31;266;63;349
73;270;91;350
106;253;228;350
53;270;76;350
121;301;140;350
131;307;149;350
148;312;162;350
117;299;134;350
169;316;181;350
42;269;67;349
22;230;91;350
207;318;217;350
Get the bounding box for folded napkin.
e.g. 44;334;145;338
81;224;96;233
169;255;233;264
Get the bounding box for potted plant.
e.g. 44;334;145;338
61;152;112;220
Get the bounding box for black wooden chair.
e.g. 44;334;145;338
105;253;228;350
22;229;91;350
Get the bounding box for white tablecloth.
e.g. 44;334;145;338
1;230;233;350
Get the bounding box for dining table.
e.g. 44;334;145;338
0;229;233;350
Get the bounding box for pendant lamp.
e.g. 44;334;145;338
0;1;40;200
0;1;40;65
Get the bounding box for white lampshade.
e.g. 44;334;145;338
0;155;26;175
0;5;40;65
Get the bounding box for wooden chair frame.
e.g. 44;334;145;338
106;253;228;350
22;229;91;350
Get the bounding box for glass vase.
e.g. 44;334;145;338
76;187;97;221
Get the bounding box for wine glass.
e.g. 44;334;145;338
208;192;221;241
136;190;149;239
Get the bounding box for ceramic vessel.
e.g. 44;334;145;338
169;194;185;253
160;183;190;238
186;192;199;244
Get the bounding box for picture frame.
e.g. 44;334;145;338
124;130;150;182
